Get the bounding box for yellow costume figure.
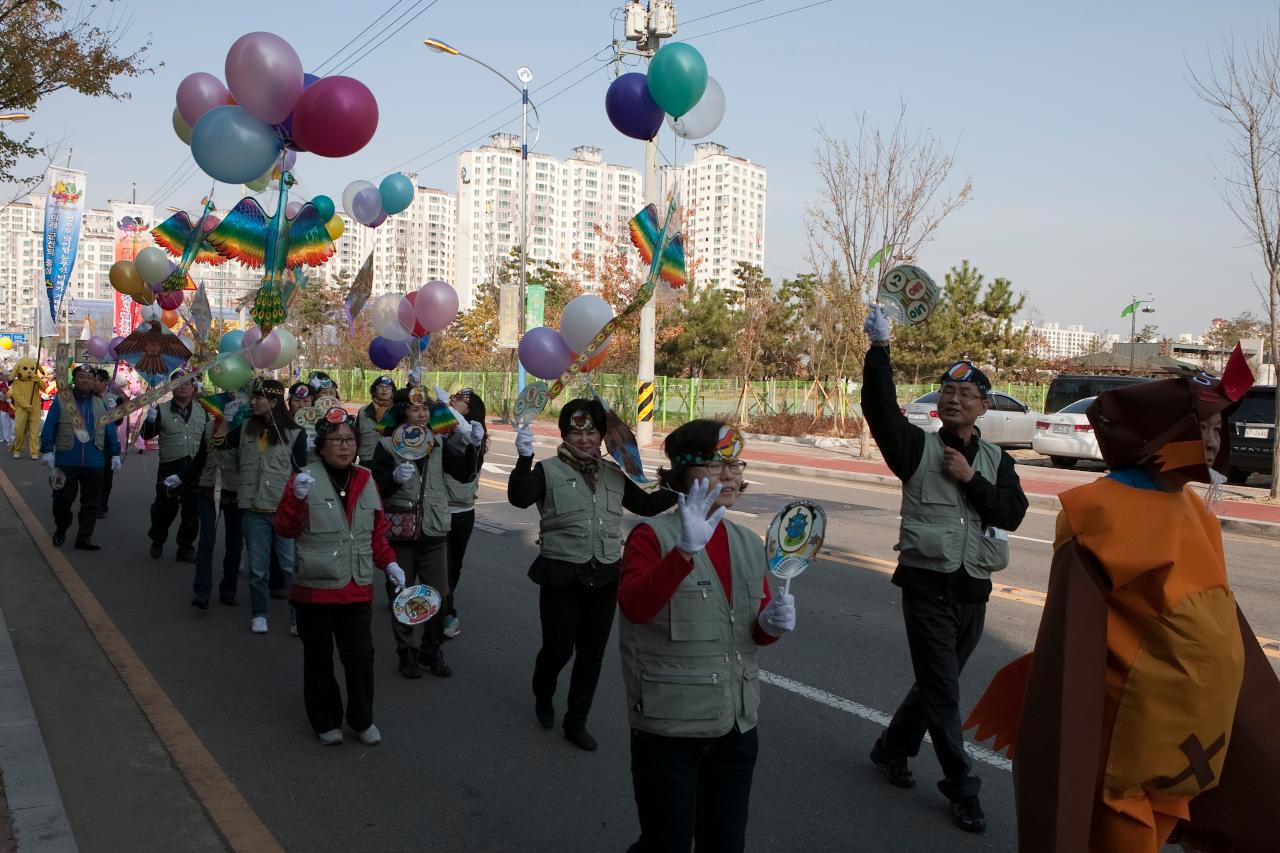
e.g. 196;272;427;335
9;356;41;459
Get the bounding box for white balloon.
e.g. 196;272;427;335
560;294;615;354
139;303;162;323
667;76;726;141
267;328;297;370
135;247;172;286
343;180;376;217
370;292;412;341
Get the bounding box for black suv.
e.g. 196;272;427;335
1227;385;1276;484
1044;374;1151;414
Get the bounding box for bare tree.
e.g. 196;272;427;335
805;103;973;455
1192;23;1280;497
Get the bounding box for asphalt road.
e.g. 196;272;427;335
4;431;1276;852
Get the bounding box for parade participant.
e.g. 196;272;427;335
235;379;307;634
287;381;313;414
618;420;795;853
142;368;208;561
0;369;14;446
966;348;1280;853
172;410;242;609
275;409;406;746
439;387;487;640
92;369;122;517
306;371;339;398
39;364;121;550
860;304;1028;832
369;387;452;679
9;356;40;459
507;398;676;752
357;375;396;460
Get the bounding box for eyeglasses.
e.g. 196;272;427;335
326;436;357;446
938;385;986;402
690;459;747;474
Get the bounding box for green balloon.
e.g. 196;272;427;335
646;43;708;119
312;194;335;221
245;171;271;192
209;352;253;391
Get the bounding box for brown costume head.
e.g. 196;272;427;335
1087;345;1254;484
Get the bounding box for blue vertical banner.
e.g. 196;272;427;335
42;167;87;324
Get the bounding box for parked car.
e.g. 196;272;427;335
1044;374;1151;415
901;390;1042;447
1226;385;1275;484
1032;397;1103;467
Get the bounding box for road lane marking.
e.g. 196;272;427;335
0;465;283;853
1010;534;1053;545
759;670;1012;772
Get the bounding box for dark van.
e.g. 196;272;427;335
1227;385;1275;484
1044;374;1152;414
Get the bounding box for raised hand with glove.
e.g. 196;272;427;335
392;461;416;485
758;591;797;637
163;474;182;490
292;471;315;499
675;477;726;557
40;452;55;470
146;405;159;423
515;423;535;457
864;303;891;344
385;562;406;592
110;456;122;473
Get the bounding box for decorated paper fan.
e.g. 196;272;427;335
765;501;827;593
393;584;442;625
876;264;939;326
513;381;550;427
391;423;432;460
293;405;320;436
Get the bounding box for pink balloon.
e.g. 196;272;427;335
290;76;379;158
247;331;281;369
241;325;263;352
285;200;303;218
176;72;233;127
225;32;304;125
402;291;429;337
202;214;221;232
414;280;459;334
367;209;387;228
157;290;185;310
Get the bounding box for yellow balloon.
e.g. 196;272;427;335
324;215;344;241
130;280;156;305
0;336;12;350
109;260;143;295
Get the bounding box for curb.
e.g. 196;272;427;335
0;598;78;853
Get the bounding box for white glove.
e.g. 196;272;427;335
864;304;891;343
434;385;449;403
758;592;796;637
40;452;55;470
164;474;182;489
306;433;315;453
292;471;315;499
675;478;726;555
386;562;406;592
392;462;415;484
111;456;122;473
147;405;159;422
407;367;422;385
515;424;535;457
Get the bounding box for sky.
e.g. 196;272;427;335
11;0;1280;337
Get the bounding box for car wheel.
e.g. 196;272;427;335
1226;466;1249;486
1049;456;1078;469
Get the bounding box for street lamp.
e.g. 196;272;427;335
1123;292;1157;374
0;113;30;122
424;36;541;395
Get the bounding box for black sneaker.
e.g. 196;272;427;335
950;797;986;833
564;726;598;752
190;598;209;610
535;698;554;730
219;593;238;606
52;528;66;546
420;649;452;678
74;540;101;551
870;737;916;788
397;655;422;680
149;542;162;559
176;547;196;563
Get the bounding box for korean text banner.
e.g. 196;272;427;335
43;167;87;323
110;202;154;336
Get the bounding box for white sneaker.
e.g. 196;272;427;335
289;623;298;636
443;614;460;639
356;724;381;746
317;729;343;746
250;616;268;633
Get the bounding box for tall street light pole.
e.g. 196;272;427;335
1125;291;1156;374
0;113;31;122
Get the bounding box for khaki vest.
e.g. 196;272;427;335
196;420;241;493
157;402;208;463
895;433;1009;578
537;457;626;564
379;435;450;536
54;394;107;452
237;425;299;512
446;474;479;510
292;465;382;589
357;406;391;461
618;514;767;738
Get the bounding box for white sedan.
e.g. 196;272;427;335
902;391;1043;447
1031;397;1104;468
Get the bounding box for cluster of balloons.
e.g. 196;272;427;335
518;294;615;380
341;173;414;229
84;335;126;361
109;242;211;308
176;31;379;185
109;258;158;306
605;43;724;142
203;324;299;391
367;280;459;369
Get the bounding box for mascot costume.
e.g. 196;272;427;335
9;356;40;459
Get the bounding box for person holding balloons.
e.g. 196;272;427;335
506;398;676;752
357;375;396;462
142;368;209;562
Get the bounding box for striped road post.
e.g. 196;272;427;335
637;380;655;426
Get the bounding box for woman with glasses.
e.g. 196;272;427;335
275;408;406;746
617;420;796;853
357;375;397;461
437;386;488;640
507;398;676;752
370;387;454;679
235;379;308;635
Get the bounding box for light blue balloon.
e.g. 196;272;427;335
191;106;282;185
379;173;415;216
219;329;245;353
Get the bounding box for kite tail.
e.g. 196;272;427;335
161;267;188;293
252;281;287;332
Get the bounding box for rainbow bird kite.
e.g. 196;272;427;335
628;203;687;289
205;172;335;331
151;197;227;292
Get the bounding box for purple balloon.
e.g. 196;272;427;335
369;336;410;370
277;73;321;150
108;335;125;360
351;186;383;225
86;336;110;360
367;209;388;228
176;72;232;127
225;32;304;125
605;72;665;141
518;326;573;380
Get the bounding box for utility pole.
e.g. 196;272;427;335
621;0;678;446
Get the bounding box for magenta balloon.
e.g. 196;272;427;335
285;200;303;218
368;209;387;228
290;76;379;158
414;280;459;334
247;330;281;369
518;326;573;380
157;290;184;310
86;336;109;359
176;72;232;126
225;32;304;125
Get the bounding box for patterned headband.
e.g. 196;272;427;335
671;425;745;466
568;411;597;433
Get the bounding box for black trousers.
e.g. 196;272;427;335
148;457;199;550
445;509;475;617
388;535;450;657
531;579;617;731
295;600;374;735
52;466;102;542
100;454;113;512
882;589;986;799
627;726;759;853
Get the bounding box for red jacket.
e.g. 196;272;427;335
276;466;397;605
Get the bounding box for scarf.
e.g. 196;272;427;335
557;442;600;493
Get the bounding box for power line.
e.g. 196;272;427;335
332;0;444;77
312;0;416;75
145;158;198;205
682;0;769;26
682;0;834;40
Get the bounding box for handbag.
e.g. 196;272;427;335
384;458;427;542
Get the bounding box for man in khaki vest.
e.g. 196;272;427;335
860;305;1028;833
142;368;207;561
